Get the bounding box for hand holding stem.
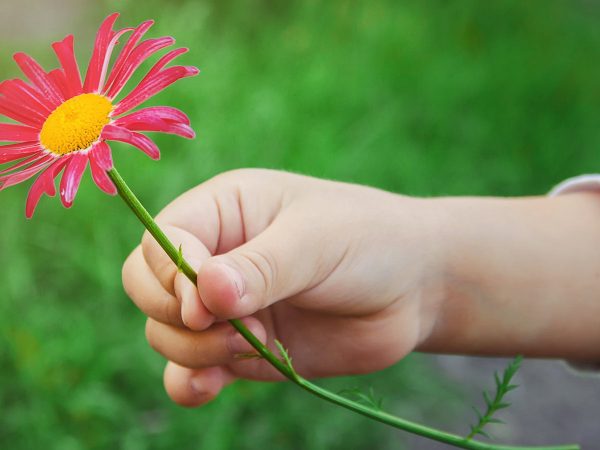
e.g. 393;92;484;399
113;167;594;450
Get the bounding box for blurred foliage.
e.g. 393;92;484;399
1;0;599;449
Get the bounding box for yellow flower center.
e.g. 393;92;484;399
40;93;113;155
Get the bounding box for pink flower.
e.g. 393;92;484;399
0;13;199;217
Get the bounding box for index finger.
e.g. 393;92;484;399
140;169;287;289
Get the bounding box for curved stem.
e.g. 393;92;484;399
106;167;579;450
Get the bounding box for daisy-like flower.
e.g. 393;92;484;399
0;13;199;217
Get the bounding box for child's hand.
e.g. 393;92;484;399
122;169;445;406
122;169;600;407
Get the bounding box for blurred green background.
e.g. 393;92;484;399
1;1;599;449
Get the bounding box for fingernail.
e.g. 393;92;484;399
190;377;211;403
190;377;207;397
227;331;253;355
218;263;244;298
181;296;192;328
178;278;196;323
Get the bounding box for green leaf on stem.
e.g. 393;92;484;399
274;339;295;372
466;355;523;440
176;244;184;273
339;386;384;411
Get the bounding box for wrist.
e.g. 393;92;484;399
415;195;519;354
393;195;454;351
416;195;542;354
417;193;600;360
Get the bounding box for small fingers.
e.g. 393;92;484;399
123;246;215;329
145;316;267;369
126;224;216;329
123;246;184;327
141;224;210;294
197;210;342;319
163;362;236;407
174;271;216;330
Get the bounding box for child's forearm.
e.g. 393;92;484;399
419;192;600;362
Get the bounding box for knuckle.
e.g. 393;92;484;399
240;248;277;301
163;298;183;327
210;168;249;183
208;168;272;188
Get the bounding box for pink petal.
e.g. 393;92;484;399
113;106;194;138
0;154;54;190
105;37;175;100
0;142;39;152
13;52;64;106
48;69;70;100
102;124;160;159
117;116;195;139
83;13;120;93
0;123;40;142
0;79;54;115
25;157;70;218
89;148;117;195
51;35;83;98
102;20;154;94
113;65;199;115
90;141;114;170
0;150;40;165
0;153;47;175
59;152;88;207
98;28;135;92
0;96;45;127
0;142;42;164
113;106;190;125
139;48;189;85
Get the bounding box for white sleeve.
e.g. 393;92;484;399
549;174;600;196
551;175;600;375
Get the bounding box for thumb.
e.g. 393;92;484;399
197;214;338;319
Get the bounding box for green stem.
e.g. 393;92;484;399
106;167;579;450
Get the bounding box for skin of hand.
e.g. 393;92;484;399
122;169;600;407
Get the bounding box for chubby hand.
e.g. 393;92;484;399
122;169;443;407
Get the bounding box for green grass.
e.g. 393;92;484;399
1;0;599;448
